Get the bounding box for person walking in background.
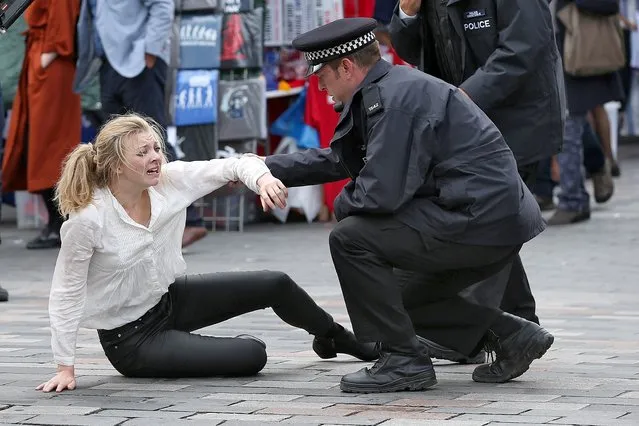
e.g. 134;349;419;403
74;0;207;248
1;0;82;250
549;0;625;225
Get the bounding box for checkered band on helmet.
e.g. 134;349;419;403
304;31;376;65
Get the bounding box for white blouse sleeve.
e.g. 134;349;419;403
49;217;98;366
161;154;270;203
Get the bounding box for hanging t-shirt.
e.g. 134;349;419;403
220;7;264;69
218;78;267;141
174;70;219;126
343;0;376;18
178;14;223;69
304;75;350;213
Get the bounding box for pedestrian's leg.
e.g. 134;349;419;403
26;188;65;249
549;115;591;225
582;120;605;175
583;119;614;203
99;61;125;118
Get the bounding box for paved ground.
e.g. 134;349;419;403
1;145;639;426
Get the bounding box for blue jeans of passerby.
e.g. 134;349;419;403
535;120;606;201
558;115;590;212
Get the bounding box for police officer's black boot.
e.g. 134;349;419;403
313;323;379;362
472;312;554;383
339;338;437;393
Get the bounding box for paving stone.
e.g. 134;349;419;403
241;380;337;389
378;420;488;426
428;406;528;416
482;401;589;411
202;393;303;402
349;410;452;420
90;383;190;392
92;409;193;419
522;409;629;420
548;416;639;425
255;406;360;417
484;423;555;426
233;401;336;410
17;415;130;425
106;390;209;399
0;414;38;424
121;420;221;426
454;414;561;424
2;405;101;415
160;402;257;414
187;412;291;422
455;393;562;402
387;398;490;408
277;416;380;425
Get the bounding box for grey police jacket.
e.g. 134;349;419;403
266;60;545;247
390;0;566;167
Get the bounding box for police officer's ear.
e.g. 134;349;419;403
340;58;357;77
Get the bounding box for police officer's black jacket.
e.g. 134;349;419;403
389;0;566;167
266;60;545;246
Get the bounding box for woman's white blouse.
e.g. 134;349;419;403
49;156;269;366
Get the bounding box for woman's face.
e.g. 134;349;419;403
117;132;163;190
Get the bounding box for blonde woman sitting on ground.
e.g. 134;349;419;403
37;113;378;393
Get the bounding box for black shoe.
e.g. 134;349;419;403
472;314;554;383
340;348;437;393
313;326;379;362
418;337;486;364
0;286;8;302
611;160;621;177
27;227;61;250
235;334;266;349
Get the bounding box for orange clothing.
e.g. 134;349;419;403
2;0;81;193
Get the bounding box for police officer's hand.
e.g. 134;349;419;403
257;173;288;211
400;0;421;16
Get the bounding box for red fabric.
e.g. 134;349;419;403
343;0;376;18
304;75;349;213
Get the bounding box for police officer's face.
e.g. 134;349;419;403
316;60;354;103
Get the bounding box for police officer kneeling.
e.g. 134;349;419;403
264;18;554;393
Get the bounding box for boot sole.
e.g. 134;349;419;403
340;371;437;394
473;328;554;383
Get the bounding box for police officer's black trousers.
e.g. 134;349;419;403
460;163;540;325
97;271;335;378
328;215;519;356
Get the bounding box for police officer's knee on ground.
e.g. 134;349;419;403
264;18;554;393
